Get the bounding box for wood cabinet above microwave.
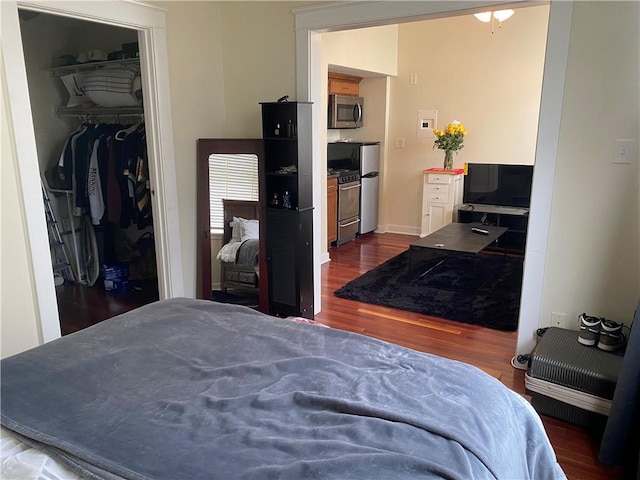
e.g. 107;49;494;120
328;72;362;96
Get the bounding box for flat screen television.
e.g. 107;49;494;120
463;163;534;208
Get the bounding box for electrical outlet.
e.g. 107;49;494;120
551;312;567;328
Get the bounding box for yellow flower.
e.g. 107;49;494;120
433;120;468;153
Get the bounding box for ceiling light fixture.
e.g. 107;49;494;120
474;9;514;33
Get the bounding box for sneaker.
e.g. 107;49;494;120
578;313;601;346
597;319;626;352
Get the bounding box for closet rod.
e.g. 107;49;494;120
53;106;144;124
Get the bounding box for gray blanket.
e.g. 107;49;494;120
236;238;259;266
1;298;565;480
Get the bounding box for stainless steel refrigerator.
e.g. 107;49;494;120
359;143;380;235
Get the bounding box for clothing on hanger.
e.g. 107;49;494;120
55;121;151;228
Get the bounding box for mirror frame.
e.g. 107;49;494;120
196;138;268;313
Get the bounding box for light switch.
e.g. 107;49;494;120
614;139;634;164
394;138;405;149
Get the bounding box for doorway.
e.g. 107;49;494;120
292;1;574;361
2;0;184;346
18;10;160;335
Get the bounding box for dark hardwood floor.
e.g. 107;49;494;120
55;232;624;480
56;278;159;335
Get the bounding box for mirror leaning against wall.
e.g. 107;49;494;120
196;139;268;313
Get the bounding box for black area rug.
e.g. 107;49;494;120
334;251;523;331
211;290;259;307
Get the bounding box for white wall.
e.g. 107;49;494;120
540;1;639;327
385;6;548;233
323;25;398;77
219;2;304;136
161;1;306;295
1;60;41;358
162;1;226;296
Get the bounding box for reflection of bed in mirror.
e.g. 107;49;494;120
196;138;267;312
218;199;260;293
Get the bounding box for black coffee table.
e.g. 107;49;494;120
409;222;508;278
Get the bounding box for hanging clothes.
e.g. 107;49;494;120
57;121;151;228
117;123;152;229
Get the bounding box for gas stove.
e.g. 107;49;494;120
328;168;360;184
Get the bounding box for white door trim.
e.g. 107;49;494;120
293;0;570;360
4;0;184;343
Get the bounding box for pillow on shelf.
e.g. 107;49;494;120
82;67;140;107
238;218;259;242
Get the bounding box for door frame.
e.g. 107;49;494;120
293;0;573;361
3;0;184;343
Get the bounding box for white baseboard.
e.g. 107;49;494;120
379;224;420;236
320;252;331;264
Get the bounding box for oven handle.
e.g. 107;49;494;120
339;184;361;191
340;219;360;227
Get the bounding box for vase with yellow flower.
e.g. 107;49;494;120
433;121;467;170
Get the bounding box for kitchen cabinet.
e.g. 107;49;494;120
327;175;338;247
260;101;314;319
420;168;464;237
328;72;362;96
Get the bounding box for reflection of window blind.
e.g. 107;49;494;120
208;154;259;231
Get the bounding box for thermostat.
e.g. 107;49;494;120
417;109;437;138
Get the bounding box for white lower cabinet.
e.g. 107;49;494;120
420;170;463;237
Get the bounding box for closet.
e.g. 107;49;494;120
19;10;159;335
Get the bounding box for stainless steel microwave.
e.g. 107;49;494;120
328;94;364;129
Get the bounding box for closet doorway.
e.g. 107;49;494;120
18;8;160;335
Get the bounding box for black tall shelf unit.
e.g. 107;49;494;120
260;101;314;319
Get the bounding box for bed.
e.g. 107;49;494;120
0;298;566;480
217;199;260;293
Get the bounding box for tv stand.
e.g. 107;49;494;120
457;204;529;254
